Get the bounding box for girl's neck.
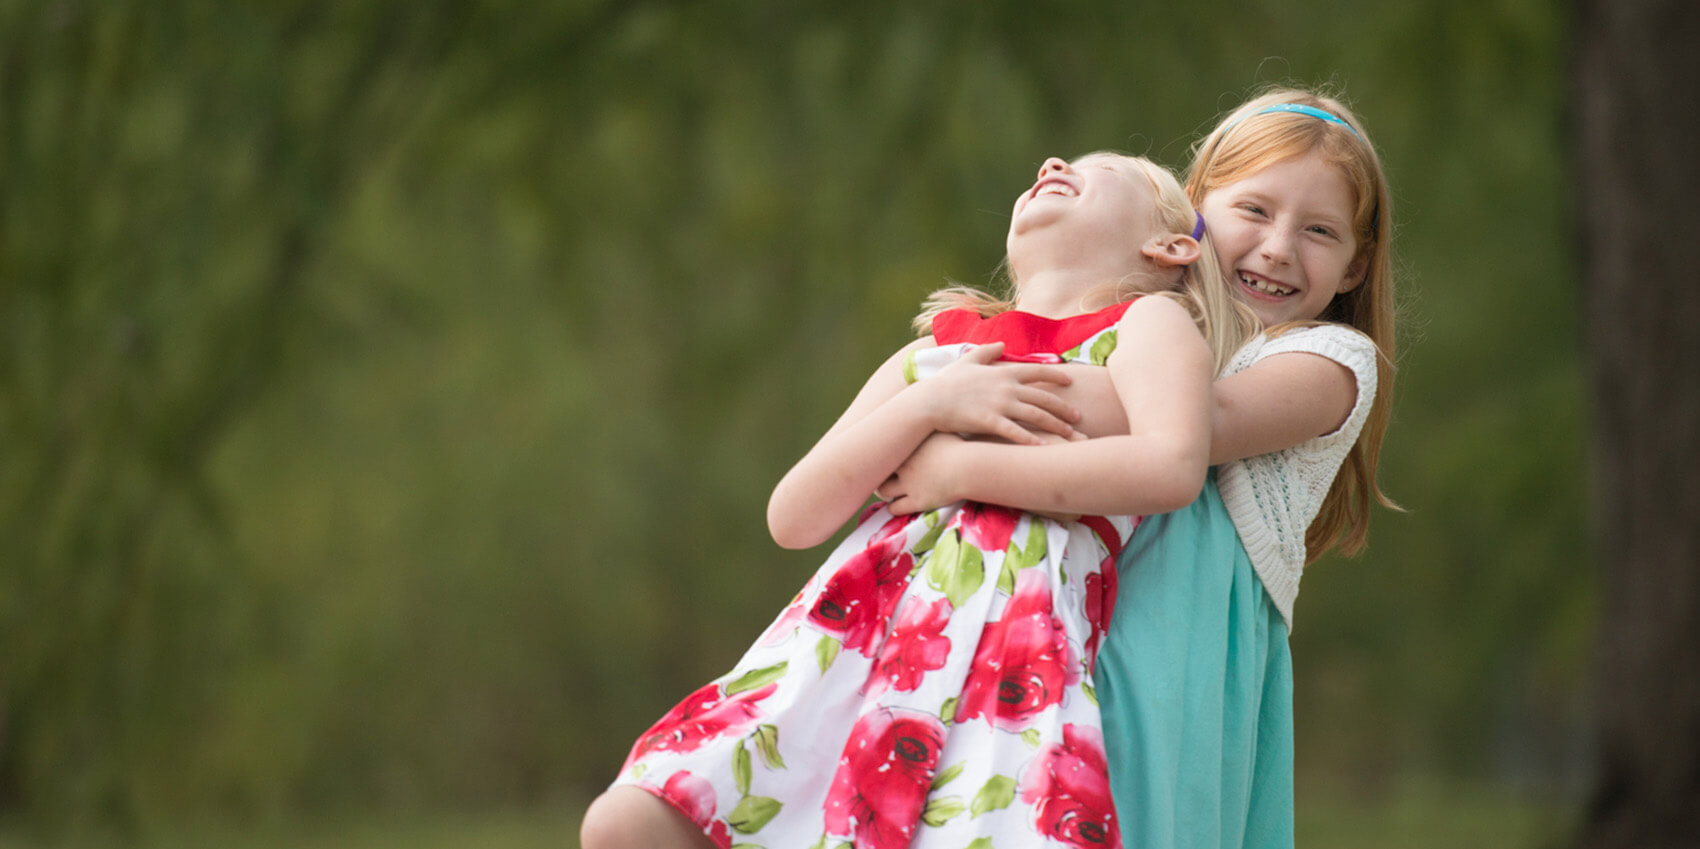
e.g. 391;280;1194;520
1012;268;1126;318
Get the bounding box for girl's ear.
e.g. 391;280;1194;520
1142;233;1202;268
1338;250;1371;292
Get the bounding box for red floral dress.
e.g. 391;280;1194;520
613;302;1139;849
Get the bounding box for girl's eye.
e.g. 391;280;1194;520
1307;225;1340;239
1239;203;1266;217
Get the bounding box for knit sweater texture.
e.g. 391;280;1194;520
1216;324;1380;629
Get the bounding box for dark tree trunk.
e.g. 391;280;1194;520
1572;0;1700;846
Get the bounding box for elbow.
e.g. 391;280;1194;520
767;502;824;551
1139;443;1209;514
1206;395;1236;465
770;525;820;551
1146;469;1207;514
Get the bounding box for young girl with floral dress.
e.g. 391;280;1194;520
580;152;1256;849
878;88;1401;849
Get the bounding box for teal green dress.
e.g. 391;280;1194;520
1093;471;1294;849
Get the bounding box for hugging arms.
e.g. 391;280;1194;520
874;348;1360;521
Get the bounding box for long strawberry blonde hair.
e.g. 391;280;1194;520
1188;88;1401;561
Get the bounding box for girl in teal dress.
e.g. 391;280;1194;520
879;87;1401;849
1094;473;1296;849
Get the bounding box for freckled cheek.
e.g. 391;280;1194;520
1212;242;1237;270
1308;251;1352;284
1210;234;1247;270
1201;218;1245;256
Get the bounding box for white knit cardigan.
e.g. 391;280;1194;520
1216;325;1380;630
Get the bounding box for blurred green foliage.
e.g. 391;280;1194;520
0;779;1574;849
0;0;1583;833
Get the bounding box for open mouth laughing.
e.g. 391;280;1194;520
1031;178;1078;199
1237;271;1296;298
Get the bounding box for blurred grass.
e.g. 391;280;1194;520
0;781;1572;849
1295;778;1576;849
0;806;585;849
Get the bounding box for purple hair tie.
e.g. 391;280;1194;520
1190;212;1206;241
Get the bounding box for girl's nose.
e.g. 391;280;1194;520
1260;229;1297;265
1037;157;1070;178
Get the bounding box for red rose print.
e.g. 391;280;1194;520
855;500;888;525
960;502;1021;552
1081;564;1115;672
823;707;946;849
998;352;1064;364
807;513;914;656
864;596;952;697
1019;723;1120;848
625;681;778;764
757;585;811;646
660;771;715;825
656;772;733;849
956;569;1077;731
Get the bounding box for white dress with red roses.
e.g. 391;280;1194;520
613;302;1140;849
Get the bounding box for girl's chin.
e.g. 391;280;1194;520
1240;300;1295;326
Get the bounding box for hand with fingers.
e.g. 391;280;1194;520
913;341;1080;445
878;431;1085;520
877;432;967;515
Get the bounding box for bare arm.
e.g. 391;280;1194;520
767;337;934;550
879;297;1214;517
1206;353;1357;463
1042;352;1357;463
767;339;1083;550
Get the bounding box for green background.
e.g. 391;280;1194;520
0;0;1584;843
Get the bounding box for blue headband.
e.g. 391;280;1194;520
1190;211;1206;241
1252;103;1360;136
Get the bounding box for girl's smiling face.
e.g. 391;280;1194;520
1199;151;1366;326
1007;154;1161;273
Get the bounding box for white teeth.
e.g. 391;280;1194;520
1239;273;1295;296
1036;183;1077;197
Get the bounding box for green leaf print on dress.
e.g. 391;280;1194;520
913;509;948;555
1087;329;1118;365
1060;327;1118;365
753;724;785;769
727;661;788;695
970;775;1016;817
815;635;840;674
921;795;966;826
734;741;752;795
729;795;783;834
925;531;985;608
998;520;1048;595
930;760;965;790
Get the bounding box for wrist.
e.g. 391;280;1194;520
937;437;982;501
903;379;951;433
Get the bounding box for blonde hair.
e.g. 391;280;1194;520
914;153;1257;374
1187;87;1400;562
